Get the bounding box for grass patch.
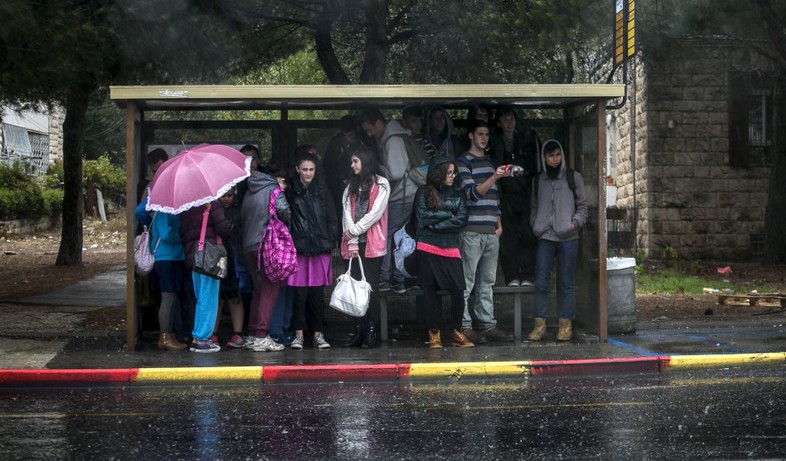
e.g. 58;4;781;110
636;266;775;295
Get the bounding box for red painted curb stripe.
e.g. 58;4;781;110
262;364;406;383
529;357;664;375
0;368;140;384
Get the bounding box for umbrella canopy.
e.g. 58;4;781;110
146;144;251;214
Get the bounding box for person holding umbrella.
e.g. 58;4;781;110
180;201;233;352
146;144;252;353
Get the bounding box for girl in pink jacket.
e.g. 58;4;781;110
341;146;390;348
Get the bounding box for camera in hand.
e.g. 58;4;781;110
504;165;525;177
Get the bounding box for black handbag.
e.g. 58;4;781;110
193;206;228;279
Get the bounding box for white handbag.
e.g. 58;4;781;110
329;256;372;317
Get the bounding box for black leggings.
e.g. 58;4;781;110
292;286;325;332
417;253;464;331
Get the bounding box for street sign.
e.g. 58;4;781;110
614;0;636;66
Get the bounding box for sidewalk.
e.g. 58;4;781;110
1;266;785;385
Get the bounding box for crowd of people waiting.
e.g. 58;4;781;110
135;104;588;353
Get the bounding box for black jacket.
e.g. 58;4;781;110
414;186;468;249
489;128;539;199
286;177;339;256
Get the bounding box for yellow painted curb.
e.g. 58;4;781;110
136;366;263;381
667;352;786;369
408;361;531;378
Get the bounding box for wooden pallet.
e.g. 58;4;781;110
716;293;786;307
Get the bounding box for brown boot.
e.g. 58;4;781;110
428;329;442;349
557;319;573;341
158;333;186;351
527;318;546;341
451;329;475;347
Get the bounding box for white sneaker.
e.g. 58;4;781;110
290;336;304;350
251;336;285;352
243;335;257;350
521;280;534;287
314;333;331;349
507;279;521;287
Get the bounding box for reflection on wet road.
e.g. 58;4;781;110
1;366;785;459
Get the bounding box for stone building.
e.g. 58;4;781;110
0;105;63;178
604;35;779;260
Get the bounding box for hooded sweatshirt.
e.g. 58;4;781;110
379;119;417;202
424;106;461;160
241;171;291;255
530;139;588;242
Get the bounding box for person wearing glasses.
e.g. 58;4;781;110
414;155;473;348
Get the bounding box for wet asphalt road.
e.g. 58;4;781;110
1;365;785;460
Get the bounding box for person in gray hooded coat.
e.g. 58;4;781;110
528;139;588;342
240;170;292;352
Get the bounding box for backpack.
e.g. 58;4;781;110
533;169;577;203
259;187;298;282
393;199;419;278
390;133;430;187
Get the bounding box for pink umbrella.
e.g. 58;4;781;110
146;144;251;214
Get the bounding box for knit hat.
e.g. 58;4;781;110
428;155;451;171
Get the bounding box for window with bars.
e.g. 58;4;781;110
729;72;774;167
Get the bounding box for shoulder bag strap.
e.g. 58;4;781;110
198;206;209;251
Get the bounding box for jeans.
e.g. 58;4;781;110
380;198;413;285
269;286;294;337
191;271;220;341
460;231;499;332
533;239;579;320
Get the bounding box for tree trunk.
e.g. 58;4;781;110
314;4;351;84
359;0;387;84
56;84;89;266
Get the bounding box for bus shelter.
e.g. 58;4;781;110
110;84;625;350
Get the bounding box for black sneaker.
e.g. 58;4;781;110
379;281;391;292
390;282;407;294
483;327;514;342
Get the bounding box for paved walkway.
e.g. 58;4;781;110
1;266;785;384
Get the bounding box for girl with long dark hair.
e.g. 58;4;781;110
414;156;473;348
340;146;390;348
285;148;338;349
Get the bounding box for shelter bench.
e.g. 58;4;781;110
378;286;534;342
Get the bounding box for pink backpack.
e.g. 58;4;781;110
258;187;298;282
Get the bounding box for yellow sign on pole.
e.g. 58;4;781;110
614;0;636;66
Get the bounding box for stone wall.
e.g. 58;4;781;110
606;36;775;260
48;105;65;163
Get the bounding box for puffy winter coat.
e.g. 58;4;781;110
414;186;468;249
286;177;338;256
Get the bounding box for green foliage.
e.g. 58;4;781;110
663;244;678;268
83;156;125;198
43;160;65;190
637;266;773;295
42;189;64;218
0;164;44;219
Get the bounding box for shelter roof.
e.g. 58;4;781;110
110;84;624;111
